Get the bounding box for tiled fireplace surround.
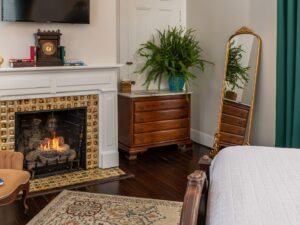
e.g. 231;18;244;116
2;94;98;170
0;65;121;170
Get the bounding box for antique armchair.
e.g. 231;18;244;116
0;151;30;212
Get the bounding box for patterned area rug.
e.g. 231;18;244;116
30;168;126;193
27;190;183;225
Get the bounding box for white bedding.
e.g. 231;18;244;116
206;146;300;225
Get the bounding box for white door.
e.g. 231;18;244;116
119;0;186;90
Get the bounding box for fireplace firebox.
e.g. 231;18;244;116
15;108;87;178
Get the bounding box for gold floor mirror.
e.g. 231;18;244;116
211;27;262;157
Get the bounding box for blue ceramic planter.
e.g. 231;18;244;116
168;75;185;92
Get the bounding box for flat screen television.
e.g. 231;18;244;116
1;0;90;24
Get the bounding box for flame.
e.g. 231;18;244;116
39;130;60;151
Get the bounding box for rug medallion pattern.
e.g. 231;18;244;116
28;190;183;225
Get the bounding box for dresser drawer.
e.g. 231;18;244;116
220;123;246;136
223;104;249;119
220;132;244;145
223;99;251;110
135;109;189;123
135;99;188;112
134;128;188;145
221;114;247;127
134;118;189;134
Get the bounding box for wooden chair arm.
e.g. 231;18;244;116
180;170;207;225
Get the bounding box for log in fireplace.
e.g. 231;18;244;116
15;108;87;178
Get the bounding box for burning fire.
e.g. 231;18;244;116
40;130;60;151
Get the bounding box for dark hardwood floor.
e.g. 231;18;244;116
0;144;209;225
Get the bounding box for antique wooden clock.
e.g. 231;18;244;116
35;29;63;67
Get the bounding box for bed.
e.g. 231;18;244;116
205;146;300;225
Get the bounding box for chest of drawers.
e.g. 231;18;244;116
219;99;251;147
118;92;191;160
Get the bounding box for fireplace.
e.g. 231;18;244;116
15;108;87;178
0;66;120;171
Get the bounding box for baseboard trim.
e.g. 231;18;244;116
99;150;119;169
191;129;214;148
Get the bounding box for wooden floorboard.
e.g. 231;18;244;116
0;144;209;225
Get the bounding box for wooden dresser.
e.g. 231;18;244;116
118;91;191;160
219;99;251;147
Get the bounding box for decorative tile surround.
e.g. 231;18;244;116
0;94;99;169
29;168;126;193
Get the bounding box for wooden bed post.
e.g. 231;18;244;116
199;155;213;181
180;170;207;225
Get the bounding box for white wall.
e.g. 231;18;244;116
187;0;250;147
187;0;277;147
0;0;117;67
249;0;277;146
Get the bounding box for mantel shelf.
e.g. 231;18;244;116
0;64;123;73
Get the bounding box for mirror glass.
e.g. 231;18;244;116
224;34;259;105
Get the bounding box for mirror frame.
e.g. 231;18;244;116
211;26;262;157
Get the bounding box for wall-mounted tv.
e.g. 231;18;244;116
1;0;90;24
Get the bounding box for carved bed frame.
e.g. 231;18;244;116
180;155;212;225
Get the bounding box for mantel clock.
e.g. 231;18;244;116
35;29;63;67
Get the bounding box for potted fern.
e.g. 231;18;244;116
225;41;250;100
137;27;210;92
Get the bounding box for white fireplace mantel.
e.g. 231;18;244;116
0;64;122;169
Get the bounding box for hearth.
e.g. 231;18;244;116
15;108;87;178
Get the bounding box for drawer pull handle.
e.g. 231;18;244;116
139;136;144;142
139;106;145;111
139;127;144;132
238;120;243;125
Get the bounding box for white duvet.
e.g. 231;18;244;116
206;146;300;225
